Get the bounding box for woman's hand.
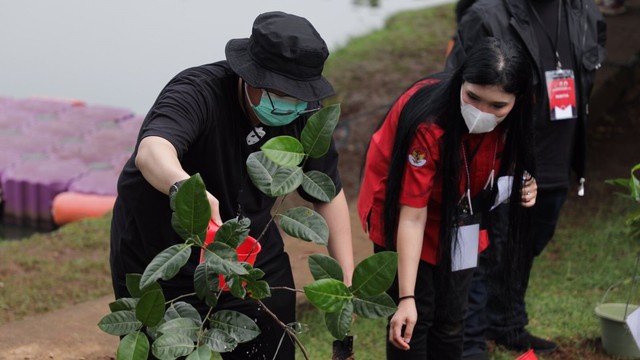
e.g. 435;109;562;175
206;191;222;226
389;298;417;350
520;173;537;207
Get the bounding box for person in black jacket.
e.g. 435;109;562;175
445;0;606;359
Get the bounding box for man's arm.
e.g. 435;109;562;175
313;189;355;285
136;136;189;195
136;135;222;225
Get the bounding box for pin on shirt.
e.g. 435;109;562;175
246;126;266;145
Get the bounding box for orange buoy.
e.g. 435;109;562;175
51;192;115;225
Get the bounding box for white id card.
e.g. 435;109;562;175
451;223;479;271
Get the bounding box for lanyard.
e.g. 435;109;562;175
460;135;499;215
527;0;563;70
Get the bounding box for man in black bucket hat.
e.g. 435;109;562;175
110;11;354;359
226;11;334;102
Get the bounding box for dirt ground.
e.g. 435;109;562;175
1;2;639;359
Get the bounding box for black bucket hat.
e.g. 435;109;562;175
225;11;335;102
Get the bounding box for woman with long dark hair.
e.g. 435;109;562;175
357;37;537;359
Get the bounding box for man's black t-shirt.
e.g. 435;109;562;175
110;61;342;295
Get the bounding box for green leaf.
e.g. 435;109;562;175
117;330;149;360
308;254;343;281
247;280;271;300
631;163;640;201
186;346;215;360
214;218;251;249
157;318;201;342
125;274;162;299
351;251;398;297
246;267;265;281
261;135;305;167
325;300;353;340
185;345;214;360
206;241;237;261
151;333;195;359
304;278;352;313
203;242;248;277
202;328;238;353
225;274;247;299
164;302;202;325
194;262;220;308
606;178;630;189
271;166;303;196
140;244;192;289
109;297;138;312
301;170;336;202
276;207;329;245
147;321;164;342
172;174;210;243
98;310;142;336
171;213;193;243
352;293;397;319
125;274;144;298
209;310;261;343
627;210;640;224
136;289;165;327
146;321;163;342
301;104;341;158
246;152;278;197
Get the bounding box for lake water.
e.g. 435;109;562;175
1;0;453;116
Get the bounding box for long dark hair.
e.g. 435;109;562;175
381;37;535;274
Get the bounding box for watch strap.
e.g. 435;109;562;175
169;179;187;197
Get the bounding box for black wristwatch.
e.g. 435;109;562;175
169;179;187;197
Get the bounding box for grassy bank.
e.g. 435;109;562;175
0;215;112;324
0;4;635;360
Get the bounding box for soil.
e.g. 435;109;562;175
1;3;639;359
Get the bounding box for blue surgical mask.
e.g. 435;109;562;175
246;84;315;126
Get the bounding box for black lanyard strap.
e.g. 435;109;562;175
527;0;563;69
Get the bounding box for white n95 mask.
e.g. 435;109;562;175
460;89;505;134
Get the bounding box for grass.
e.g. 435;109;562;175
323;4;455;116
291;195;638;360
0;3;636;359
0;215;113;325
295;303;387;359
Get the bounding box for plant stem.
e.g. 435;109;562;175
270;286;304;293
168;292;197;303
256;299;310;360
244;195;288;260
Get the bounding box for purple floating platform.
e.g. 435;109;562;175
68;165;122;196
0;97;141;229
1;157;85;229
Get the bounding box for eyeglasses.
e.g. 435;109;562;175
265;90;321;116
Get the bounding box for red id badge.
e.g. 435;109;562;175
545;69;577;121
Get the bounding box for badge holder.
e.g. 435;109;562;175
545;69;577;121
451;191;481;272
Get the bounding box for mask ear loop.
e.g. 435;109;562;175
242;81;268;142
